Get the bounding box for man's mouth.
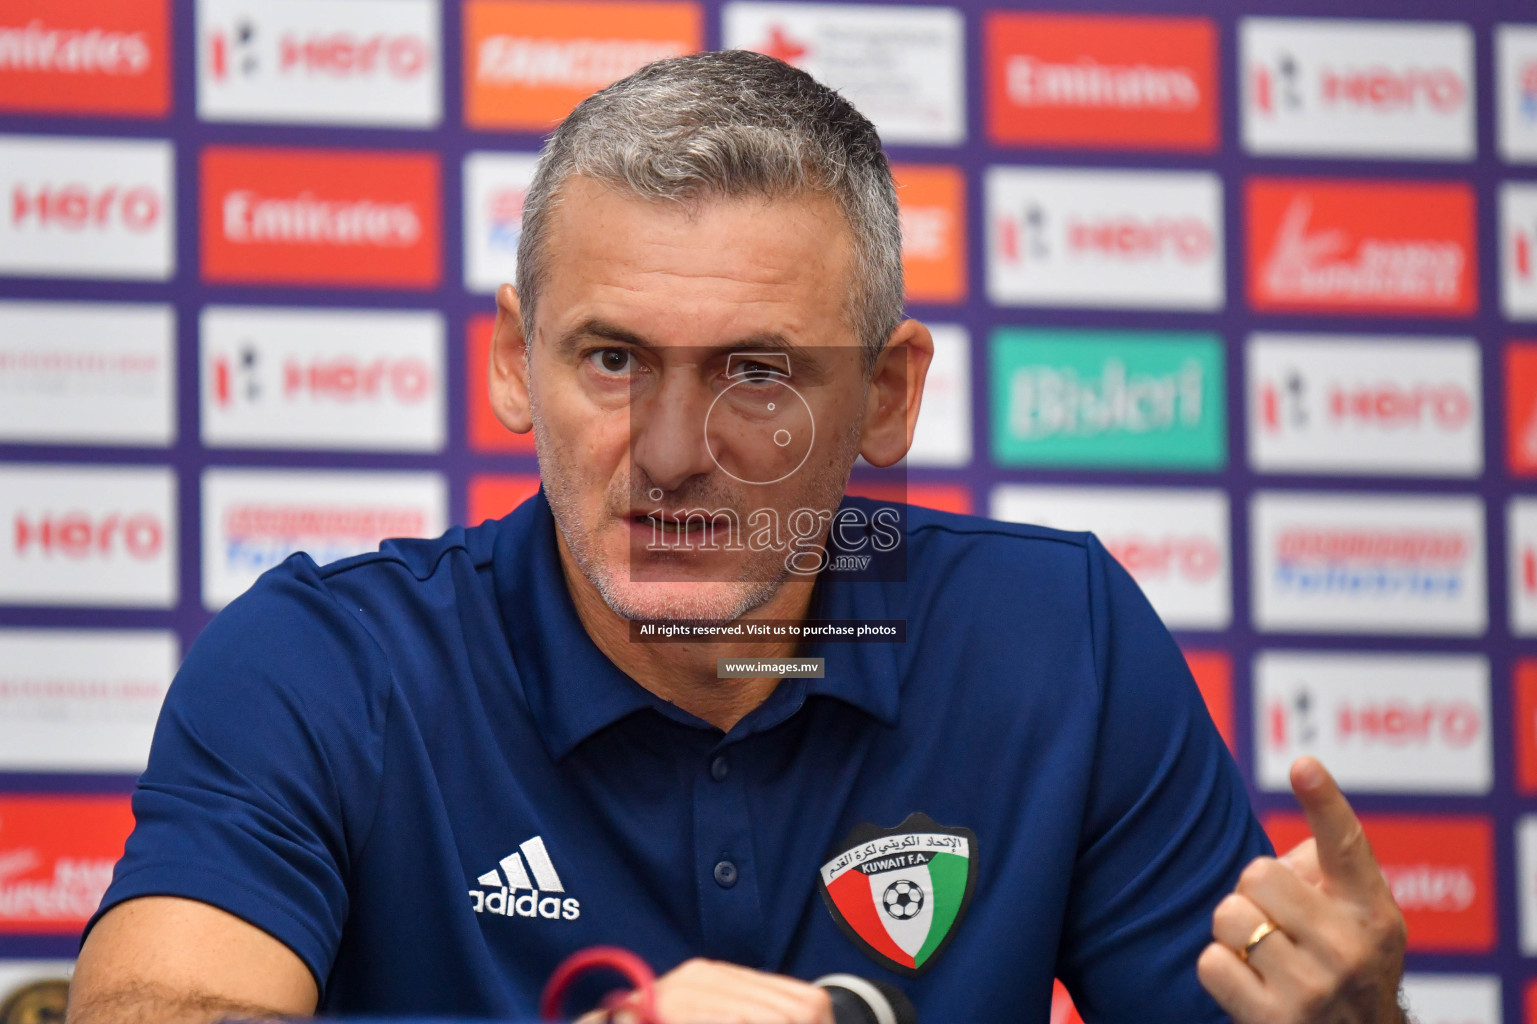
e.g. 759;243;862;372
631;512;708;536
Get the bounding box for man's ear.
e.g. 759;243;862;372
859;319;935;468
489;283;534;434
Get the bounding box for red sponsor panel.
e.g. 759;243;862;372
0;0;170;118
201;147;440;289
985;13;1217;152
844;481;972;516
0;794;134;934
1510;343;1537;475
1265;813;1494;953
1528;979;1537;1024
1246;179;1476;317
1519;661;1537;794
1184;650;1234;755
468;474;541;526
464;0;702;130
892;165;966;304
467;313;537;454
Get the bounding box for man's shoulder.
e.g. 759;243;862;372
896;501;1098;582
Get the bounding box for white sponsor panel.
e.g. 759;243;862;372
986;167;1224;311
1251;492;1486;636
1498;24;1537;164
0;135;173;281
463;151;539;295
196;0;440;127
1506;498;1537;636
990;486;1230;630
1254;651;1490;795
0;961;74;1001
1241;18;1475;160
722;3;964;146
1519;814;1537;954
0;629;177;773
1502;181;1537;321
1246;334;1481;477
0;464;176;609
200;306;445;452
907;325;970;468
201;468;447;609
1401;974;1501;1024
0;301;175;447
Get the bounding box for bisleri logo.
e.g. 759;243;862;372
469;836;580;920
1241;18;1473;160
990;329;1223;471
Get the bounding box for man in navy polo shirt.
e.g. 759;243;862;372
71;52;1409;1024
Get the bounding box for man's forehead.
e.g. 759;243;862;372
536;175;861;347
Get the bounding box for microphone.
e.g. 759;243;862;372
812;974;917;1024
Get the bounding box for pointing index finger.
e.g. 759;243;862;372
1290;756;1381;895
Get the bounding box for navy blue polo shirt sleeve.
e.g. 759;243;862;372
1055;534;1272;1023
84;555;390;988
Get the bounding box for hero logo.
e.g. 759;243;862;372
991;485;1230;630
1251;52;1464;115
1251;492;1485;636
1255;652;1490;794
208;22;427;81
1241;19;1474;159
212;348;431;408
197;0;440;128
998;203;1213;265
1502;183;1537;320
986;167;1223;311
0;136;174;281
1247;334;1481;476
0;465;177;608
201;307;445;453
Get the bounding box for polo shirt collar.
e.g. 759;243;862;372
493;491;904;762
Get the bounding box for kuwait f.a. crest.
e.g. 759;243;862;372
817;812;976;976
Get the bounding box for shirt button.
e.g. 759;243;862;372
710;755;730;782
713;859;739;888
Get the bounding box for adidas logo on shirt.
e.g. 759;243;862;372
468;835;581;920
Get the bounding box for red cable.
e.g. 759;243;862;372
539;946;659;1023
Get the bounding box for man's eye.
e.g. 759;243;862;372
589;349;632;374
738;362;783;382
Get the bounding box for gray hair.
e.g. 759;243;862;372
515;49;904;368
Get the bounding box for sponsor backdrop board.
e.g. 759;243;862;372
1;1;1536;1019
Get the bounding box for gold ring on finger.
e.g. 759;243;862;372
1239;919;1280;963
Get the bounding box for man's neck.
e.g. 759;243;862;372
555;532;816;732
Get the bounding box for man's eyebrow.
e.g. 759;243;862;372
554;320;815;359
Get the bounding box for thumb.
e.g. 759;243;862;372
1290;756;1381;895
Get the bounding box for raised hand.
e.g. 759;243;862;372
1196;757;1408;1024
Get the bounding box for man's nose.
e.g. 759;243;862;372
630;373;717;493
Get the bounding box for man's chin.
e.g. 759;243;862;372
595;578;780;624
